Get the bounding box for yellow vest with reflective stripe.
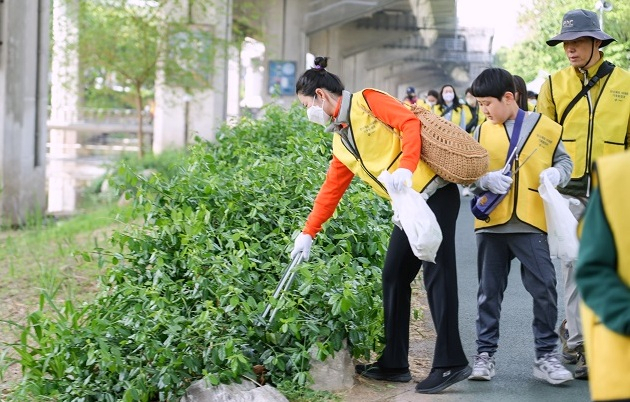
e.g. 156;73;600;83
332;90;437;199
548;63;630;180
580;151;630;401
474;114;561;231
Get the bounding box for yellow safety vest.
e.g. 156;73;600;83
547;61;630;180
580;151;630;401
434;104;470;128
332;89;437;199
414;99;432;111
474;114;561;231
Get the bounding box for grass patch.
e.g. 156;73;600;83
0;204;128;303
0;197;131;396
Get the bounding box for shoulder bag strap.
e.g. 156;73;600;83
559;61;615;125
440;104;455;117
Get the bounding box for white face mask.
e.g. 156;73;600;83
307;96;329;126
443;92;455;102
530;99;537;106
427;99;436;106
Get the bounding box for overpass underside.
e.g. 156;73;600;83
247;0;493;98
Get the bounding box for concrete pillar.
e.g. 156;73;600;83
240;38;265;116
48;0;80;213
259;0;309;108
308;28;343;75
0;0;49;225
153;0;235;153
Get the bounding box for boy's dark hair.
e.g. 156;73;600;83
470;68;516;100
295;56;345;96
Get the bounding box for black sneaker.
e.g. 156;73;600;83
415;365;472;394
355;362;411;382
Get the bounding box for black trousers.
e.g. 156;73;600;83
378;183;468;369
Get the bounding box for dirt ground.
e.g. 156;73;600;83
335;278;437;402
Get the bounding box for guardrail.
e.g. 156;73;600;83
48;107;152;124
47;107;153;133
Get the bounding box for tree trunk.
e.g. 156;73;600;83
135;85;144;159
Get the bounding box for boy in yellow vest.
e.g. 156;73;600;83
575;150;630;402
466;68;574;385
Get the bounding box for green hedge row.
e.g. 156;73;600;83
7;103;394;401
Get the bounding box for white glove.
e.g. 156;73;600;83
290;233;313;261
390;168;413;192
540;167;561;187
479;170;513;194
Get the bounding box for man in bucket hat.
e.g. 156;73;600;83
537;8;630;381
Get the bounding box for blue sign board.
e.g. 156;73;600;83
268;60;297;96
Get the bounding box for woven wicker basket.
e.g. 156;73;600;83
411;105;488;185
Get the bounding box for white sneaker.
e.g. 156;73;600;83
533;353;574;385
468;352;496;381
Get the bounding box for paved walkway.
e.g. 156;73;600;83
340;195;591;402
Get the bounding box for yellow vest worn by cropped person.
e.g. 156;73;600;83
434;104;470;129
415;99;433;111
547;61;630;180
474;114;561;231
580;151;630;401
332;89;437;200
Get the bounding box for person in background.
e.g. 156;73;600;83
461;87;487;196
403;86;419;106
418;89;440;112
527;90;538;110
434;84;470;130
575;150;630;402
464;87;486;134
514;75;534;111
290;56;471;394
466;68;574;385
537;8;630;380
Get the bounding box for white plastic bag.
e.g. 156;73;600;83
538;175;579;261
378;171;443;262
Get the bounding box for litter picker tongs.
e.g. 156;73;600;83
261;254;304;325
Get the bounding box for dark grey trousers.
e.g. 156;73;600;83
475;232;559;359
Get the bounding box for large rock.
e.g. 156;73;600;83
180;381;289;402
308;341;356;392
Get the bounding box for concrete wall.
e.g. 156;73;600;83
0;0;49;225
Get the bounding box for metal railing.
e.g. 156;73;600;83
47;107;153;136
48;106;152;125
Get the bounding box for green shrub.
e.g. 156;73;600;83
5;103;393;401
